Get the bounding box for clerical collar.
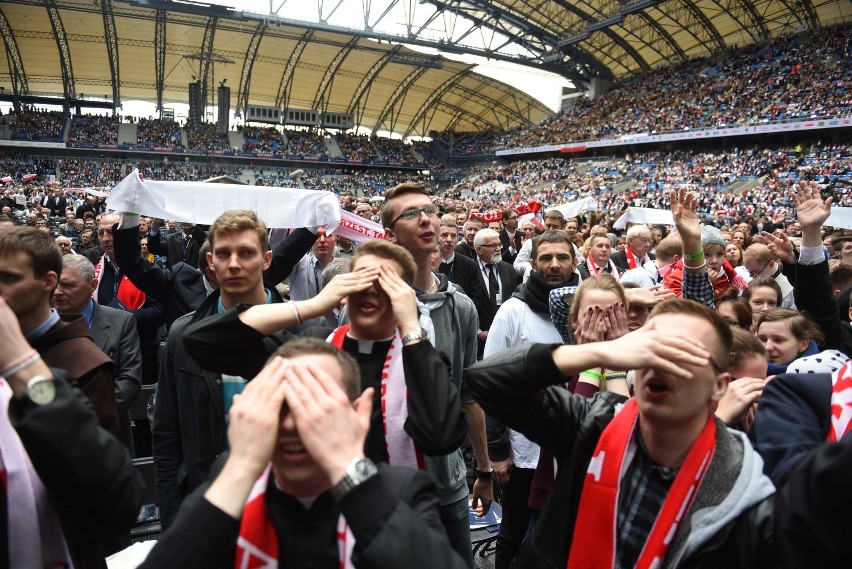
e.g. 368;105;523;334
346;332;394;354
273;477;320;510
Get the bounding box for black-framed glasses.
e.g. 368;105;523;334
747;261;770;278
387;205;439;229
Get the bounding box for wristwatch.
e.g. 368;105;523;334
401;327;429;345
476;467;494;481
331;457;378;501
25;375;56;406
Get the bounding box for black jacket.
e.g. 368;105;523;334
113;225;316;327
793;259;852;357
4;372;145;569
465;343;852;569
138;461;467;569
438;253;491;332
147;226;207;270
499;228;523;265
152;287;285;528
182;306;466;462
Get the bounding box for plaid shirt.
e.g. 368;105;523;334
616;433;677;569
681;268;715;309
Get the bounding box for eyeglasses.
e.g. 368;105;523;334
387;205;439;229
479;243;501;249
747;261;770;278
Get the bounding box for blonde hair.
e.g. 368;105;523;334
569;274;626;324
208;210;268;251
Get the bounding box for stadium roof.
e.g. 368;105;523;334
0;0;848;137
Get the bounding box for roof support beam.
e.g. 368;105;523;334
436;100;490;132
312;37;358;112
347;45;401;125
44;0;75;101
100;0;120;108
373;66;429;133
154;9;166;112
449;83;535;128
634;11;687;62
275;29;313;110
235;21;265;118
0;7;29;111
674;0;726;53
403;68;473;138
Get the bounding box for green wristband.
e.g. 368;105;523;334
684;250;705;261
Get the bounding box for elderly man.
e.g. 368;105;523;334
456;216;484;259
611;224;655;272
55;235;74;255
289;226;337;302
473;227;518;355
54;253;142;452
139;338;468;569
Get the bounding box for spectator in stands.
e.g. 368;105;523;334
289;227;337;303
54;253;142;453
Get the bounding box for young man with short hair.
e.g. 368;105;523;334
153;209;283;528
382;182;492;568
140;338;469;569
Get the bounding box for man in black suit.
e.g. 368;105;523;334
148;221;207;269
610;223;655;273
437;220;491;332
55;253;142;453
499;207;524;266
455;216;483;259
42;188;68;217
473;228;518;358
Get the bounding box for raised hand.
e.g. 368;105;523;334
793;180;833;232
670;187;701;248
715;376;766;428
376;264;420;337
761;231;795;265
281;360;374;485
602;302;629;341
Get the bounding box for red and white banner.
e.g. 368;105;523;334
1;176;13;184
333;209;385;242
22;174;36;182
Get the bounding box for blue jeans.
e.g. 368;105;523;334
440;497;473;569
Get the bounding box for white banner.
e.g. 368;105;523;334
334;209;385;241
106;169;341;231
613;207;674;230
551;197;599;219
825;207;852;230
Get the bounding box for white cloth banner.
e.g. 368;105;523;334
613;207;674;230
551;197;599;219
333;210;385;241
825;207;852;230
106;169;341;231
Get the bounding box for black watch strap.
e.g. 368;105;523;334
476;468;493;481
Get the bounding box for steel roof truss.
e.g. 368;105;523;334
155;8;166;111
403;68;472;138
44;0;75;100
275;28;313;110
100;0;120;107
313;37;358;111
0;8;29;108
373;66;428;132
235;22;265;118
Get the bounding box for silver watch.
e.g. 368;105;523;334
331;457;378;501
401;327;429;345
25;375;56;406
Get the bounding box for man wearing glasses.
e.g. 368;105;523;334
738;243;795;308
499;207;523;265
382;182;492;569
611;224;655;273
473;228;518;357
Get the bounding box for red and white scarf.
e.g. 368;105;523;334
586;258;620;281
92;255;147;310
624;244;646;270
0;379;72;569
327;326;425;469
235;465;355;569
828;361;852;442
567;399;716;569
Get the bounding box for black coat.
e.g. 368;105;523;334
438;253;491;333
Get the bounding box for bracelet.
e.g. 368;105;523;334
604;370;627;381
289;302;303;325
579;369;603;381
684;250;705;261
476;468;493;481
0;349;37;377
684;260;707;271
1;351;41;378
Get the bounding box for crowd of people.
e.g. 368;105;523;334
67;114;120;147
241;125;285;153
136;118;183;149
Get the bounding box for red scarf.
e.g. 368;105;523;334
328;326;425;469
93;256;146;310
829;361;852;442
624;243;643;270
236;465;354;569
567;399;716;569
